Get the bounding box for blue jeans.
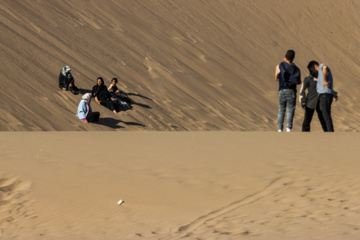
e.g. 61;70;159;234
278;89;296;131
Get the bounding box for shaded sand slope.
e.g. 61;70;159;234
1;132;360;239
1;0;360;131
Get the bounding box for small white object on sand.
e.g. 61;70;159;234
117;200;124;205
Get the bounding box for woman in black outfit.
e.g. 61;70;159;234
92;77;118;113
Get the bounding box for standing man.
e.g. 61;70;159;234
299;61;338;132
275;50;301;132
308;61;335;132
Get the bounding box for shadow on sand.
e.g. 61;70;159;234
126;92;152;109
97;117;146;129
78;88;91;95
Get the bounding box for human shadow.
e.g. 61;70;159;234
97;118;124;129
119;91;152;109
78;88;91;95
132;101;152;109
98;117;146;129
127;92;152;101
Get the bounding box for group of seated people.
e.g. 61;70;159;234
92;77;132;114
59;65;133;124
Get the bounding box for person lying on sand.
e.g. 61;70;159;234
77;93;100;123
59;65;79;94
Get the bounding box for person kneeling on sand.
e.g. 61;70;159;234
77;93;100;123
92;77;119;113
59;65;79;94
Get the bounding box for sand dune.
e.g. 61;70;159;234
2;1;360;239
1;0;359;131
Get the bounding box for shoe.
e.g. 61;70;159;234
286;128;291;132
278;129;282;132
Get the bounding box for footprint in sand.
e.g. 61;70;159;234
144;173;360;239
0;177;32;226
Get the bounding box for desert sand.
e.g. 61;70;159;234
1;0;360;239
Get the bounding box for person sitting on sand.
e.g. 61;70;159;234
108;78;133;107
59;65;79;94
92;77;119;113
77;93;100;123
108;82;131;110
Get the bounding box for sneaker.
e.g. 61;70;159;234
286;128;291;132
278;129;282;132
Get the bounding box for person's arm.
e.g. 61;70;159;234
67;72;75;85
275;64;280;81
105;87;112;100
333;90;339;101
77;101;87;121
108;84;114;91
322;65;330;88
92;86;101;103
299;77;309;109
59;74;66;90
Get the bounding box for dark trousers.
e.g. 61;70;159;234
302;104;327;132
319;93;334;132
100;100;117;112
86;112;100;123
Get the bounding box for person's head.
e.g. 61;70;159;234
62;65;71;76
65;65;71;73
307;61;319;77
97;77;104;86
285;50;295;63
111;78;118;85
82;93;92;102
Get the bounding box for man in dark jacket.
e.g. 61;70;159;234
92;77;118;113
299;61;338;132
59;65;79;94
275;50;301;132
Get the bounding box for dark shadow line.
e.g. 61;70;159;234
98;117;146;129
127;92;152;101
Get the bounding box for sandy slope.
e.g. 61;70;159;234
1;132;360;240
0;0;359;131
2;1;360;240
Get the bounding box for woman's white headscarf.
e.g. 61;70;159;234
61;65;71;76
82;93;92;102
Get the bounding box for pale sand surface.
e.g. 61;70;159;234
1;0;360;239
1;132;360;240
